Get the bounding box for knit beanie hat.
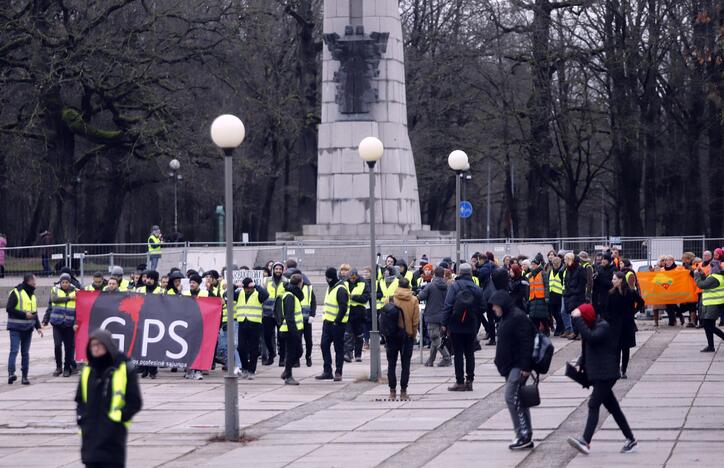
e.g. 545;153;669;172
579;303;596;326
189;274;203;285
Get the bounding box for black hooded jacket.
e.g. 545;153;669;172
282;284;305;333
490;291;536;377
75;330;142;466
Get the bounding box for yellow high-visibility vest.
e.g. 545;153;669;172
148;234;161;254
81;362;130;428
549;270;563;295
702;273;724;306
323;283;349;323
279;291;304;332
235;290;263;323
349;281;367;308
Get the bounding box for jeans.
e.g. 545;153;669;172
321;320;345;375
344;307;365;359
451;333;475;384
561;299;573;333
505;368;532;441
8;329;33;376
702;318;724;348
52;325;75;371
583;379;634;444
386;336;413;390
303;319;313;359
149;254;160;271
237;320;261;373
262;316;277;361
427;323;450;363
218;324;241;368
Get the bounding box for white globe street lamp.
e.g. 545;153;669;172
358;136;383;382
168;159;181;233
210;113;245;442
448;150;470;268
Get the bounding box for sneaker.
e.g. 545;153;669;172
567;436;590;455
193;371;204;380
53;368;62;377
437;358;452;367
246;372;255;380
447;383;466;392
240;370;248;379
21;376;30;385
464;380;473;391
621;438;637;453
700;347;715;353
306;356;312;367
399;390;409;401
8;374;17;385
234;367;242;376
284;377;300;386
355;357;362;363
509;438;534;450
315;373;333;380
344;355;352;363
424;359;434;367
333;373;343;382
62;369;71;378
389;390;397;400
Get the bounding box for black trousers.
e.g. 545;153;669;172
619;347;630;374
283;331;302;377
451;333;476;384
386;336;413;390
262;316;277;360
278;331;287;363
666;304;684;325
344;307;365;359
237;320;261;373
52;325;75;371
583;379;634;444
303;319;313;358
550;301;564;333
486;310;498;339
702;318;724;348
321;320;345;375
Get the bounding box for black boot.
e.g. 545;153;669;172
21;374;30;385
53;367;62;377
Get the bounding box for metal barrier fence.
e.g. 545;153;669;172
1;236;723;280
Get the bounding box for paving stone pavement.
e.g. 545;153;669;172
0;320;722;468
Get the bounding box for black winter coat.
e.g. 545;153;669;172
573;316;620;381
604;289;641;349
494;303;536;377
417;277;448;324
564;265;587;312
593;264;614;313
509;276;529;311
441;275;485;334
76;331;142;466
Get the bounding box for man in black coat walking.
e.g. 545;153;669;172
490;290;536;450
76;329;142;468
441;263;485;391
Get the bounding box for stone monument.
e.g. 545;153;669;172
302;0;424;238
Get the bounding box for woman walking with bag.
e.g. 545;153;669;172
567;304;637;455
604;272;643;379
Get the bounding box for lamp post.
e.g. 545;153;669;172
358;136;384;382
448;150;469;268
169;159;182;234
210;114;246;441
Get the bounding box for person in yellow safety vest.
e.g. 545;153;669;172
345;269;370;363
263;262;286;366
377;267;399;310
526;257;549;335
398;260;418;290
694;262;724;352
279;274;306;385
105;266;132;292
165;270;184;295
284;259;317;367
547;256;565;336
234;277;269;379
316;267;349;381
147;225;163;271
136;270;163;295
183;274;209;298
6;273;43;385
159;275;169;292
104;277;120;293
43;273;77;377
76;329;142;468
84;272;106;291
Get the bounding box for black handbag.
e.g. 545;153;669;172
565;362;591;388
519;372;541;408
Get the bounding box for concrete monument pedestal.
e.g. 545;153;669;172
302;0;424;239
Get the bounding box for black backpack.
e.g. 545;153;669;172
380;303;405;339
532;331;554;374
273;295;285;327
451;286;476;325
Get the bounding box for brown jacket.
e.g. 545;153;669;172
393;288;420;340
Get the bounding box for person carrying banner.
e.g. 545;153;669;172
76;329;142;468
183;274;209;298
316;267;349;381
105;266;131;292
694;261;724;352
280;274;305;385
44;273;77;377
6;274;43;385
137;271;163;295
235;278;268;379
85;272;106;292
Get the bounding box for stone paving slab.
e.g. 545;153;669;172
566;441;675;467
423;441;529;468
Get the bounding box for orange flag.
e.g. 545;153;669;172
637;270;698;305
